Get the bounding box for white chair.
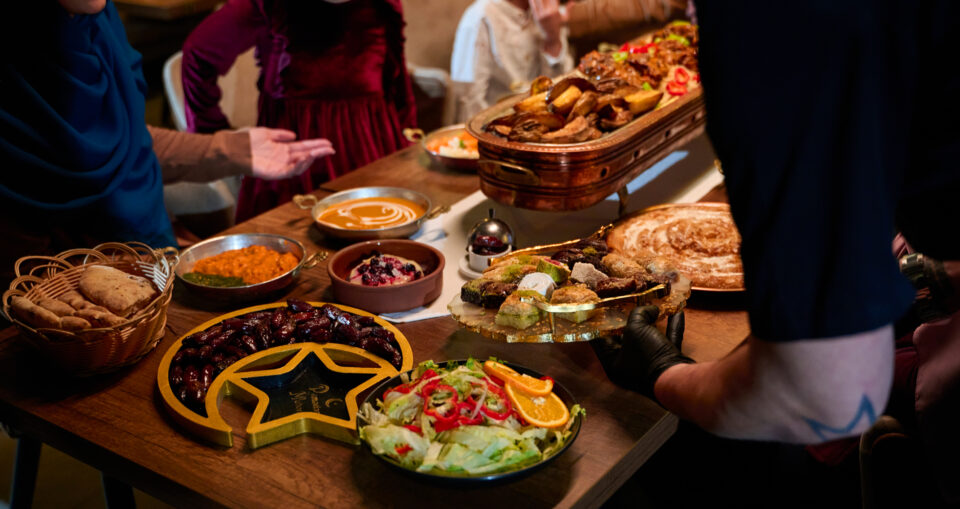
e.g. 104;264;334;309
161;49;259;236
406;63;455;127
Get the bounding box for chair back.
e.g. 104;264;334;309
162;49;259;132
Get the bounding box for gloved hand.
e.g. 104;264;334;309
592;305;693;400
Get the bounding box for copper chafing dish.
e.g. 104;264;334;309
466;81;706;213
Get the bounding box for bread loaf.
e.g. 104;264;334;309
78;265;157;318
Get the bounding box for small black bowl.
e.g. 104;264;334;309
357;359;582;484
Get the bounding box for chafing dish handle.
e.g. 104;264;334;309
403;128;425;143
292;194;318;210
479;160;541;186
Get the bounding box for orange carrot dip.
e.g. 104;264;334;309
192;246;299;285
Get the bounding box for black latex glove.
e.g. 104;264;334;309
592;305;693;400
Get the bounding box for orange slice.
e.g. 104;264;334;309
482;361;554;396
505;383;570;429
482;360;519;380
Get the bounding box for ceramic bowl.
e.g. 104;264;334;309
327;240;444;314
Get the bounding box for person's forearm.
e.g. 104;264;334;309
655;326;895;443
148;126;251;184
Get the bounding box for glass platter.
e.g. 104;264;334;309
447;229;689;343
358;360;582;483
447;285;666;343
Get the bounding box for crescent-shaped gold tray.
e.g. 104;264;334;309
157;302;413;449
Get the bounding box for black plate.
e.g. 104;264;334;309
358;359;582;483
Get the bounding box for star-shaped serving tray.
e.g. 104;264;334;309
156;302;413;449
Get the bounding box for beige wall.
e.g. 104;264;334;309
402;0;474;71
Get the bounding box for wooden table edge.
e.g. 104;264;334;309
0;400;224;508
566;411;679;509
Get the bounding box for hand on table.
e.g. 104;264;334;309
593;305;692;400
248;127;335;181
531;0;564;57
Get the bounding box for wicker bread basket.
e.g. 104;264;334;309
1;242;179;375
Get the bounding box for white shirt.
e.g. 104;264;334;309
450;0;574;123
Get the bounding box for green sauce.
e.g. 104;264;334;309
183;272;247;287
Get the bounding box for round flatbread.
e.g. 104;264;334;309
607;203;744;290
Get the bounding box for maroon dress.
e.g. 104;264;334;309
182;0;416;221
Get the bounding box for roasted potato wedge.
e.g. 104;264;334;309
613;85;641;98
624;89;663;115
530;76;553;95
567;91;599;122
598;105;634;130
595;94;627;112
546;77;597;103
548;86;582;116
514;91;549;113
541;116;595;143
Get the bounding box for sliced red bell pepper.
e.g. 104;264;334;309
419;368;438;381
383;384;412;399
422;383;459;425
666;80;687;96
674;67;690;85
403;424;422;435
480;384;512;420
433;418;460;433
395;443;413;455
693;73;701;83
457;402;483;426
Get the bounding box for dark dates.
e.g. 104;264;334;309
239;335;258;354
270;308;289;329
170;298;405;406
275;323;296;344
173;347;198;365
287;298;313;313
297;318;332;342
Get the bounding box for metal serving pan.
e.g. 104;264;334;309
293;187;448;241
175;233;322;301
404;124;479;172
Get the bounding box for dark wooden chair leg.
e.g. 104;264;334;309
10;436;41;509
101;473;136;509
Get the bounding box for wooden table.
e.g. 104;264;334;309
0;146;749;508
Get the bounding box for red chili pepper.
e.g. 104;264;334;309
403;424;422;435
666;80;687;96
674;67;690;85
480;384;513;421
639;42;658;54
395;444;413;455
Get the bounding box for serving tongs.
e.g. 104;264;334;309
490;224;614;264
519;283;667;335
